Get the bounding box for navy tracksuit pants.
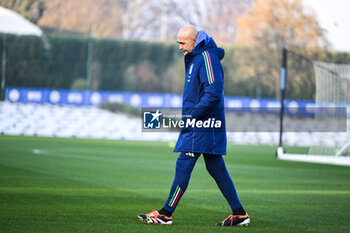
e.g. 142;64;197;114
163;152;243;212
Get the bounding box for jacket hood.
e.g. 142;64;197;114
188;30;225;60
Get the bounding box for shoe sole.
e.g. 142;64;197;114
236;218;250;227
216;217;250;227
137;215;172;225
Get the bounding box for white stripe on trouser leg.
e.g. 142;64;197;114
170;188;181;207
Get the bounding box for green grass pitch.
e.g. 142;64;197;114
0;135;350;233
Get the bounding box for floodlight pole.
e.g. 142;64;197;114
277;48;287;157
86;26;93;90
1;34;6;101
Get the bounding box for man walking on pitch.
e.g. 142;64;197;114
138;25;249;227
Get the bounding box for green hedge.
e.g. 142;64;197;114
0;34;179;91
1;33;350;100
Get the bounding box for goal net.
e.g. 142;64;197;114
308;61;350;157
277;55;350;166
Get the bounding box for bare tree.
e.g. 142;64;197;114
235;0;327;49
121;0;254;42
204;0;254;43
0;0;45;24
122;0;209;40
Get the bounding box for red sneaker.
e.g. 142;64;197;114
216;212;250;226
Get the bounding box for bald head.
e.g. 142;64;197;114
177;25;198;55
177;25;198;40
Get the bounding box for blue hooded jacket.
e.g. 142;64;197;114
174;31;227;155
